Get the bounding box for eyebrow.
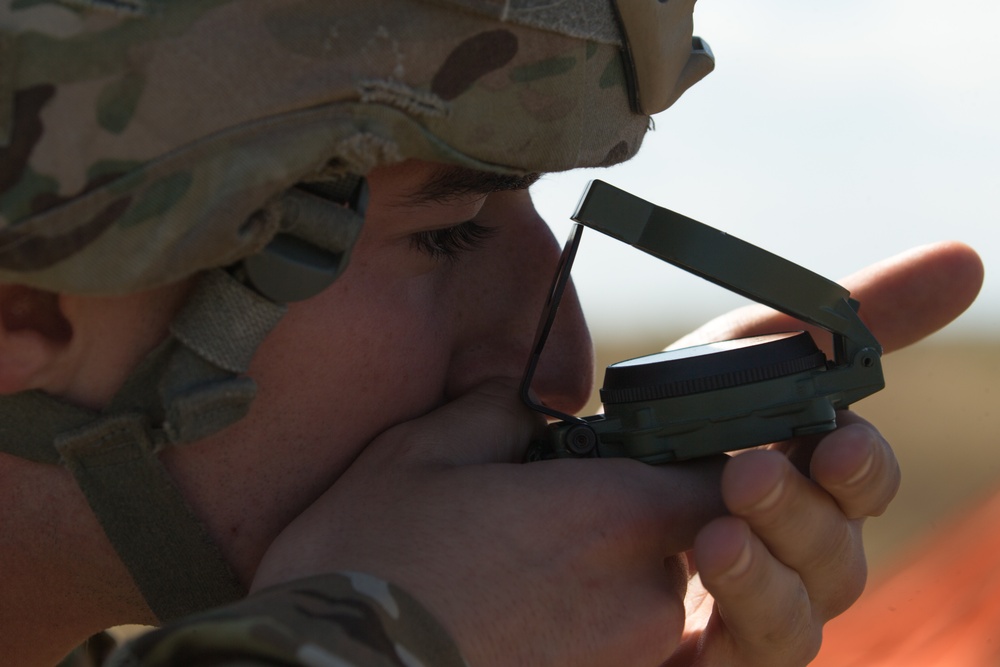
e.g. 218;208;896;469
403;166;542;205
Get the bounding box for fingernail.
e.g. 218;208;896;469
843;447;875;486
839;427;878;486
720;537;753;582
749;476;785;513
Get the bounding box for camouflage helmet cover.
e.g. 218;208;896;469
0;0;711;295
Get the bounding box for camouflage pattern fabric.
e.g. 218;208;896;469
106;572;469;667
0;0;666;296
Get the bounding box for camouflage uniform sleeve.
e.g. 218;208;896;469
105;572;470;667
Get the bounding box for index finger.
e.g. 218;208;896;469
367;378;544;466
670;241;983;355
368;380;731;554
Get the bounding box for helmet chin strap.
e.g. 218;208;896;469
0;176;366;622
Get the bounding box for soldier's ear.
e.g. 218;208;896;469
0;285;73;394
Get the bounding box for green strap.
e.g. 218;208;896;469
170;268;287;374
0;179;365;623
0;270;285;622
0;385;249;622
0;390;92;464
56;413;246;622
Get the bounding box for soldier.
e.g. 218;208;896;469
0;1;982;666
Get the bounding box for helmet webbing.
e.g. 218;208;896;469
0;269;290;619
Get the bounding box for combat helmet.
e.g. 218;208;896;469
0;0;714;621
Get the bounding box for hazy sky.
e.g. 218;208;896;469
531;0;998;343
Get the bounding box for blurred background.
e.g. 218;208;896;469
530;0;999;631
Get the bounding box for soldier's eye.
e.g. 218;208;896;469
410;220;498;260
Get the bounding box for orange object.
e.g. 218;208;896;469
813;488;1000;666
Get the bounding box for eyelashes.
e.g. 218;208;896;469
409;220;499;261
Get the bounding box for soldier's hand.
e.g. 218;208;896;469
252;379;729;667
664;240;982;665
666;412;898;666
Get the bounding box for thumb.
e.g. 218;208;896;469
367;379;544;466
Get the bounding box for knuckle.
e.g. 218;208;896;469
814;538;869;619
795;622;825;666
754;592;822;666
825;556;869;619
869;456;902;517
